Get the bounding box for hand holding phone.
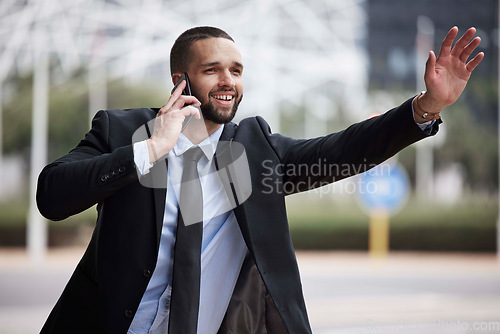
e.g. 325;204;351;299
171;73;195;132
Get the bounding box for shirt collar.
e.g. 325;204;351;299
171;124;225;161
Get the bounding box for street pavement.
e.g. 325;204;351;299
298;252;500;334
0;248;499;334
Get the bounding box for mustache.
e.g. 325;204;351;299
209;88;237;95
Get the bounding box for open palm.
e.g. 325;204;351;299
423;27;484;110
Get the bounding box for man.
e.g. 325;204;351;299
37;26;483;333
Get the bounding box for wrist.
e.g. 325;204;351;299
147;138;171;163
419;91;447;114
413;91;442;123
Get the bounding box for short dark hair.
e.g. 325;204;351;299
170;26;234;75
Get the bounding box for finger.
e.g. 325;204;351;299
169;96;202;112
466;52;485;72
160;84;199;115
185;96;201;106
425;50;436;79
451;27;477;57
180;105;202;119
160;80;187;114
438;26;458;58
460;37;481;62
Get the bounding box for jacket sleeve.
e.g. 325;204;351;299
261;97;440;195
36;110;138;221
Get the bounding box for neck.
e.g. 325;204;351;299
182;119;222;145
204;120;222;137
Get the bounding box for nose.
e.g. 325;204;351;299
218;70;235;88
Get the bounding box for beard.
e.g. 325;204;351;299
191;86;243;124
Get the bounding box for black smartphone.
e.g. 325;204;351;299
171;72;194;132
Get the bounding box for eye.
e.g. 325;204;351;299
204;68;216;73
232;68;242;75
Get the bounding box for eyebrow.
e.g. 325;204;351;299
199;61;244;69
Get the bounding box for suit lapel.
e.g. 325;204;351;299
218;122;236;143
214;123;255;254
215;122;290;333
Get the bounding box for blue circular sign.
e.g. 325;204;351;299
357;162;409;215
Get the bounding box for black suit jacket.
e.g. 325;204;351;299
37;97;438;333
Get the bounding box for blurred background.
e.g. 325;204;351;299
0;0;499;333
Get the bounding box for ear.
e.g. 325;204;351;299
172;73;183;85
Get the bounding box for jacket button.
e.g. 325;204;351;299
143;269;152;278
112;170;119;176
119;166;126;173
100;175;107;182
125;309;134;319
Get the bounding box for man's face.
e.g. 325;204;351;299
182;37;244;124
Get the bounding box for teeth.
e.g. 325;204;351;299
213;94;233;101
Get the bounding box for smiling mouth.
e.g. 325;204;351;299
211;93;234;102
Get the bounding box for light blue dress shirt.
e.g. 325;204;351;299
129;125;248;334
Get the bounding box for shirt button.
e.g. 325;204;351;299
124;309;134;319
143;269;152;278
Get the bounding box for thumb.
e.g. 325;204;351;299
425;50;436;80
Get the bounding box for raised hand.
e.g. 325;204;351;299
147;80;201;163
415;26;484;120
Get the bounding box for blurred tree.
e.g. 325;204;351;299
434;79;498;192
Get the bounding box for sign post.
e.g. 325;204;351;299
357;162;409;258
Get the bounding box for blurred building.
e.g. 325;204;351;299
367;0;497;109
368;0;496;86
